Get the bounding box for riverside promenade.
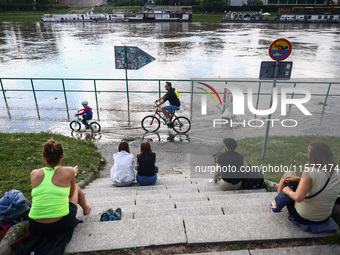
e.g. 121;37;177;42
64;141;340;254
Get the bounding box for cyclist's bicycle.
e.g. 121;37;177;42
70;111;101;133
141;104;191;134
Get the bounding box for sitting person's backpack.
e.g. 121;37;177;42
0;189;31;232
241;165;264;189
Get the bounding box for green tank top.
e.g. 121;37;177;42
29;166;71;219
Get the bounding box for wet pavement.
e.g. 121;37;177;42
0;22;339;158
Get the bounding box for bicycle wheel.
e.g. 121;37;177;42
70;121;81;131
172;116;191;134
141;115;161;132
90;122;101;133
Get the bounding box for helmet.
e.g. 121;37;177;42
81;100;88;105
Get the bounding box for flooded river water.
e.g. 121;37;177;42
0;21;339;144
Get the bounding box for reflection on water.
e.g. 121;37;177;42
70;131;102;141
0;22;340;79
0;22;59;63
68;129;190;143
5;101;11;120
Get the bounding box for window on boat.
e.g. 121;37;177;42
318;16;322;19
324;16;328;19
330;16;334;20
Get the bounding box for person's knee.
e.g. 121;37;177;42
282;171;297;179
69;184;82;204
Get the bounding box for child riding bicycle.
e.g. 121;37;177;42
76;100;93;129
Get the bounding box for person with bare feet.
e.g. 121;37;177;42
28;139;92;237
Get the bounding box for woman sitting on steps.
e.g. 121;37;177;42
271;141;340;225
28;139;92;236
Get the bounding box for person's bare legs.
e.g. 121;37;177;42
272;171;297;208
161;107;170;119
69;184;92;215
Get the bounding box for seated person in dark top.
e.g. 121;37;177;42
136;141;157;186
214;138;244;191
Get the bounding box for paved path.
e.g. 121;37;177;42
65;172;339;253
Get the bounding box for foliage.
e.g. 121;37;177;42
114;0;146;7
154;0;200;5
0;0;67;11
199;0;228;13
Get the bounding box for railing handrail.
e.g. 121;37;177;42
0;77;339;85
1;77;339;121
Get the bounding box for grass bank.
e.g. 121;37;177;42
215;135;340;183
193;13;223;22
0;11;46;22
0;133;103;201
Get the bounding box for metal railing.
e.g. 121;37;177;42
1;77;339;121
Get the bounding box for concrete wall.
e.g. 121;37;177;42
228;0;248;6
59;0;107;8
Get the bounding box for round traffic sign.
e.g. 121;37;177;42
269;39;292;61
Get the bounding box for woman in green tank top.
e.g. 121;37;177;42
28;139;92;236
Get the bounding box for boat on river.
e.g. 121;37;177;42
42;6;192;23
222;7;340;24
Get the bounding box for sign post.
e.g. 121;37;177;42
124;46;129;102
114;46;156;102
261;39;292;159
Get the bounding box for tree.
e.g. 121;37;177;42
199;0;227;12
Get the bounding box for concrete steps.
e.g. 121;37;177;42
65;174;339;253
179;245;340;255
66;216;187;253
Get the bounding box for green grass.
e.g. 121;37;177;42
0;133;103;202
193;13;224;23
215;136;340;182
323;233;340;244
0;11;44;22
